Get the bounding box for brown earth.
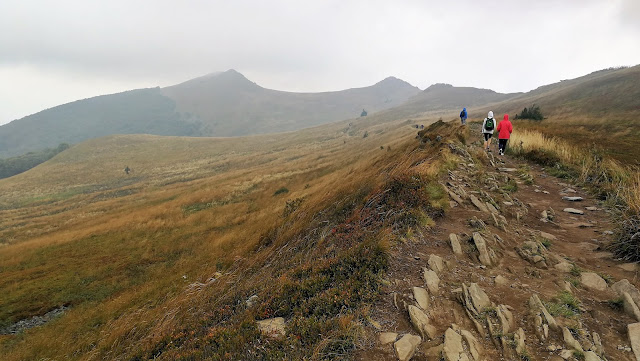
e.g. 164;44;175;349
357;126;639;361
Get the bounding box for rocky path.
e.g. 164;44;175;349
358;131;640;361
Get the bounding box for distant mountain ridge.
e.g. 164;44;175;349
2;65;638;159
0;70;420;158
400;83;520;114
353;65;640;131
160;70;420;137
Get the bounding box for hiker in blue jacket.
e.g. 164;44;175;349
460;107;468;125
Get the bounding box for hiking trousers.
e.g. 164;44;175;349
498;139;509;153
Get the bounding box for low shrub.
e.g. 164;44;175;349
273;187;289;196
514;104;544;121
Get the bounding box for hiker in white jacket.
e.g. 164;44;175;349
481;111;496;151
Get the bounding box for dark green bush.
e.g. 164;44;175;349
273;187;289;196
514;104;544;121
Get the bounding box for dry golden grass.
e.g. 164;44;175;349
626;174;640;214
511;116;640;165
508;126;640;219
509;130;579;163
505;125;640;263
0;109;446;360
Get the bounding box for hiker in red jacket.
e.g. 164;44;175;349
496;114;513;156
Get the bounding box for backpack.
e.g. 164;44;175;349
460;110;466;118
484;118;494;131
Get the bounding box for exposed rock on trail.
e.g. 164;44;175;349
394;334;422;361
449;233;463;255
580;272;608;291
358;122;640;361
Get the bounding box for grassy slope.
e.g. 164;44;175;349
474;65;640;164
0;110;447;360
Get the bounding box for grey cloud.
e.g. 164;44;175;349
620;0;640;29
1;0;639;124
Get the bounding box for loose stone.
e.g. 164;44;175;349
580;272;607;291
394;334;422;361
562;196;583;202
564;208;585;215
378;332;398;345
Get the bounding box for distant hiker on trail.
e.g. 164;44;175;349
459;107;468;125
481;111;496;151
496;114;513;156
124;166;130;175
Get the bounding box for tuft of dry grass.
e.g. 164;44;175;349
506;127;640;261
508;130;579;164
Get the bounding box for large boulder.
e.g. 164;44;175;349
623;292;640;321
378;332;398;345
456;283;493;317
394;334;422;361
443;328;465;361
449;233;463;255
613;279;640;307
470;195;489;213
555;261;573;273
423;268;440;294
442;326;483;361
529;295;560;332
412;286;430;311
628;323;640;361
472;232;493;266
584;351;603;361
562;327;584;352
428;254;446;273
580;272;607;291
408;305;437;340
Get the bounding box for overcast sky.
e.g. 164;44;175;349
1;0;639;125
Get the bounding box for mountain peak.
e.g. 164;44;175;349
200;69;243;78
166;69;260;91
425;83;454;90
378;76;402;83
374;76;419;91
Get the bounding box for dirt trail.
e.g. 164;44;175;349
358;126;640;361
